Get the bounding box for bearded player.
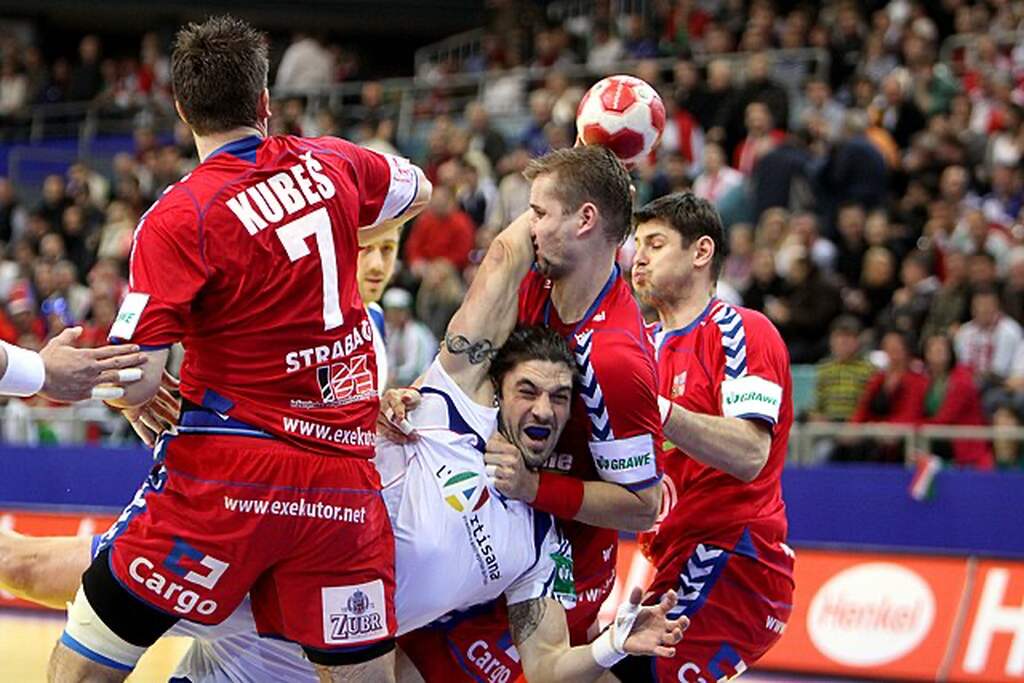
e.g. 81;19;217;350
611;193;795;682
391;145;664;681
47;16;432;683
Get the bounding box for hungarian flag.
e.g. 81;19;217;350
909;452;942;502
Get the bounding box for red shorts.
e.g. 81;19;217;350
398;570;610;682
612;541;794;682
101;431;396;653
399;604;521;683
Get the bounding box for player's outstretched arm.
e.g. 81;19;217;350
512;590;686;683
438;210;534;404
661;403;771;483
1;329;146;402
485;434;662;531
0;531;91;610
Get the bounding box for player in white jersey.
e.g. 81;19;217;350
2;216;685;681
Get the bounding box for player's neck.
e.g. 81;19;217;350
551;251;616;323
194;126;265;162
659;290;713;333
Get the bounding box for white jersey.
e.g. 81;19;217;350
165;358;572;682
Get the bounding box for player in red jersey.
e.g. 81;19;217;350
611;193;795;682
48;17;430;683
394;145;664;681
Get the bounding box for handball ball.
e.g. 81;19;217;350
575;75;666;166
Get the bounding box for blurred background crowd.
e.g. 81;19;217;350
2;0;1024;470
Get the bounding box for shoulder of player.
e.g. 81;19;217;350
287;134;381;167
582;328;657;386
702;302;784;350
136;182;202;234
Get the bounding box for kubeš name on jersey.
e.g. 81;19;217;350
282;417;375;446
464;514;501;583
226;151;337;235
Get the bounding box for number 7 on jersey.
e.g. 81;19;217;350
275;207;343;330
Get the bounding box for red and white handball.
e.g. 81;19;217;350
575;74;666;166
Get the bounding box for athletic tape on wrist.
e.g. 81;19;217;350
532;471;585;520
591;627;628;668
0;341;45;397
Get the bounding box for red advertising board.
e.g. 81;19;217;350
0;509;117;610
601;543;1024;682
3;509;1023;682
949;560;1024;681
757;550;968;680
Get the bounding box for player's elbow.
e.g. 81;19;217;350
735;429;771;483
406;169;432;218
625;484;661;532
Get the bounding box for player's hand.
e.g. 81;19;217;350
377;388;420;442
621;588;688;658
38;327;145;402
484;433;539;502
122;370;180;447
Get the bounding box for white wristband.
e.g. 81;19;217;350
590;627;628;668
0;341;45;397
657;395;673;425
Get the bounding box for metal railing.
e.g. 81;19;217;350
6;399;1024;469
0;400;130;445
789;422;1024;467
279;47;829;153
3;43;828;200
939;29;1024;69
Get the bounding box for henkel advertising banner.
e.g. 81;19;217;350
756;550;1024;682
758;550;968;680
0;509;116;610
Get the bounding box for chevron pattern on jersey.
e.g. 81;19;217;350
574;330;614;442
712;304;748;380
666;543;730;618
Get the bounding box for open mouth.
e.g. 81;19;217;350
522;425;552;450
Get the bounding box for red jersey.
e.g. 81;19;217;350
111;134;419;456
646;299;793;578
518;266;662;610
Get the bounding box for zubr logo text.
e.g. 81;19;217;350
322;580;389;644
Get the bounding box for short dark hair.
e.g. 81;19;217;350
972;284;1000;300
633;192;725;278
171;16;268;136
489;326;580;392
523;145;633;245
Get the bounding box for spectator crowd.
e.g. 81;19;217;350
3;0;1024;470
